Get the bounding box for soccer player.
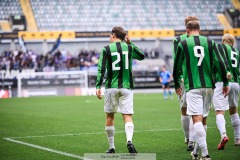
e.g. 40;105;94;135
95;26;144;153
173;21;230;160
159;65;172;99
172;16;199;151
213;33;240;150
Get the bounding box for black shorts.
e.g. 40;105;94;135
162;82;170;88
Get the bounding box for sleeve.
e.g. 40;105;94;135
172;38;179;60
95;48;107;89
212;43;229;86
173;43;184;89
131;42;145;60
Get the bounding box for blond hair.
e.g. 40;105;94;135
222;34;235;46
184;16;199;26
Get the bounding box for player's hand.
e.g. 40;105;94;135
222;86;229;98
96;88;102;99
175;87;182;96
124;35;131;44
226;72;232;80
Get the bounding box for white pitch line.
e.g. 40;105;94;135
3;138;92;160
5;127;221;139
6;128;184;139
3;126;222;140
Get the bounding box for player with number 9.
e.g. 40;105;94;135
173;21;230;160
95;26;144;154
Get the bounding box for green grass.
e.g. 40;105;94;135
0;93;239;160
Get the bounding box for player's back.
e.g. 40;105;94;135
222;44;239;83
103;41;144;89
179;35;215;91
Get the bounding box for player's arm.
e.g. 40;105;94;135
172;38;179;60
173;43;183;94
214;43;230;85
173;38;183;83
213;42;229;96
124;35;144;60
95;48;107;99
168;72;173;82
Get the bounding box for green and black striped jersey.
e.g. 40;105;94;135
96;41;144;89
173;33;188;59
172;33;188;82
173;35;229;92
222;44;239;83
213;44;230;83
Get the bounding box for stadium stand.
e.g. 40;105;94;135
30;0;234;31
0;0;23;20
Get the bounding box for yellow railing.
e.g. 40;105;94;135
217;13;232;29
19;0;38;31
231;0;240;9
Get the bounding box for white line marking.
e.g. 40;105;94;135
6;128;183;139
3;138;92;160
5;126;221;139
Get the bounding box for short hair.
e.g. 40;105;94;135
186;21;200;30
112;26;127;41
222;34;235;46
184;16;199;26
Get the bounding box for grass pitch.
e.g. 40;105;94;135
0;93;239;160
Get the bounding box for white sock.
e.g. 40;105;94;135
203;125;207;133
181;115;190;140
105;126;115;149
125;122;134;142
230;113;240;140
189;117;195;145
216;114;226;136
194;122;208;157
193;124;207;155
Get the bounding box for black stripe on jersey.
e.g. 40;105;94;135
214;46;228;84
231;46;238;82
105;46;112;88
217;44;229;71
181;40;194;89
176;37;181;43
194;36;206;87
222;44;229;60
173;39;178;55
173;43;182;84
96;49;107;87
207;39;215;85
133;47;144;59
127;44;134;88
116;42;123;88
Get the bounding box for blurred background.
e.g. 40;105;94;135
0;0;239;98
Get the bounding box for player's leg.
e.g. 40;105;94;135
119;89;137;153
179;83;194;150
181;107;190;144
228;82;240;146
166;83;172;99
187;89;210;159
105;113;116;153
162;84;167;99
104;88;119;153
213;82;229;150
229;107;240;146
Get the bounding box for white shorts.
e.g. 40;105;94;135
229;82;239;107
186;88;213;117
213;82;229;111
104;88;134;114
178;82;187;108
